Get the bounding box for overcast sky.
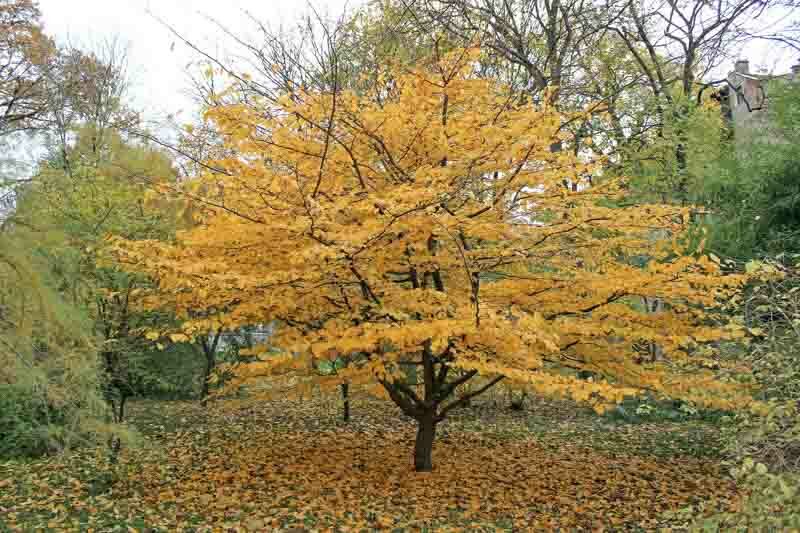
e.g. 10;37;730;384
37;0;798;126
38;0;363;123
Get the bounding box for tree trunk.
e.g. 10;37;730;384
643;296;664;362
414;411;437;472
200;330;222;406
117;393;126;423
201;355;213;406
107;392;126;464
340;382;350;422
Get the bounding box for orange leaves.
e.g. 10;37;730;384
168;333;190;343
120;397;737;531
0;394;746;531
111;46;753;416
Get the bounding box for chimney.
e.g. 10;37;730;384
735;59;750;74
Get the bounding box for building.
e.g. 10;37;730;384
719;59;800;143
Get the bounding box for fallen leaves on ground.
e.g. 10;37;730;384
0;394;739;531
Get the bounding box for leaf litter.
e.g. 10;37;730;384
0;392;739;531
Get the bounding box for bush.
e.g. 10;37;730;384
688;460;800;532
699;82;800;260
722;265;800;471
0;379;112;459
0;231;113;460
605;395;726;424
0;384;63;458
688;264;800;529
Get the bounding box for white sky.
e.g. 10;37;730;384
38;0;362;123
37;0;798;126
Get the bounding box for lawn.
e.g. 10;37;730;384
0;391;739;531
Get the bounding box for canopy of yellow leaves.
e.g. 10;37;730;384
114;48;749;411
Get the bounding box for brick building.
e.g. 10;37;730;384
719;59;800;143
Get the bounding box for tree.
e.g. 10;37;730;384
0;0;55;137
603;0;796;203
406;0;632;104
115;48;751;471
12;114;180;435
0;15;154;457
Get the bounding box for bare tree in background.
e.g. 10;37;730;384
394;0;632;105
0;0;55;214
0;0;56;137
44;38;140;177
611;0;780;101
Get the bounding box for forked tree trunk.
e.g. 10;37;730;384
382;361;504;472
380;297;506;474
414;410;437;472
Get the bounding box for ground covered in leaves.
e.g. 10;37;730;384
0;392;740;531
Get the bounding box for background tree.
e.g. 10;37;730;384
408;0;628;103
0;5;150;458
377;0;796;204
5;35;199;458
0;0;55;137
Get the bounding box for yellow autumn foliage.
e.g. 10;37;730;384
113;48;751;415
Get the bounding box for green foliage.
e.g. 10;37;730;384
13;127;191;407
682;266;800;529
622;95;728;205
1;122;186;458
131;342;207;399
672;84;800;528
0;383;67;458
605;395;726;425
18;127;178;244
0;229;110;458
699;82;800;260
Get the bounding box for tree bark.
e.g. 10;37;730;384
414;410;437;472
201;354;213;405
200;329;222;406
107;392;126;464
340;382;350;422
117;393;126;423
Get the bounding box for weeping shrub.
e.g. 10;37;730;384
0;230;112;458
